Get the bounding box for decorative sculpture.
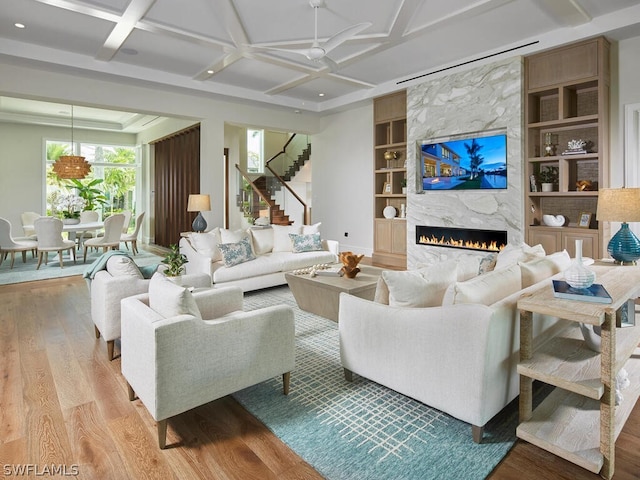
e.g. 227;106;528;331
339;251;364;278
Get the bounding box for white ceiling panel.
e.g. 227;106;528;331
0;0;639;115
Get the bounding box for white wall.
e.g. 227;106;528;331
313;103;374;254
0;63;321;243
0;122;135;235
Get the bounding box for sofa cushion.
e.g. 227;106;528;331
218;236;256;267
106;255;143;278
220;228;247;244
289;232;323;253
381;259;458;308
443;263;522;306
190;228;222;261
519;250;571;288
148;272;201;319
249;227;274;255
302;222;322;234
272;225;302;252
455;254;482;281
495;243;545;270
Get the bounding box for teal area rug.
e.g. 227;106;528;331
235;286;527;480
0;248;163;285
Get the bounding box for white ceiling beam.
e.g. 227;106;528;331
95;0;157;62
537;0;592;27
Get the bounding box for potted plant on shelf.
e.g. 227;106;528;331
537;166;558;192
401;178;407;194
161;244;188;281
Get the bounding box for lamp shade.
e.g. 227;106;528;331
597;188;640;265
187;194;211;212
596;188;640;222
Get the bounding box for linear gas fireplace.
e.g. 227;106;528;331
416;226;507;252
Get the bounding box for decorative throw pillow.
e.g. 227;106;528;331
249;227;274;255
455;254;481;281
148;272;202;319
519;250;571;288
478;252;498;274
190;228;222;261
106;255;143;278
444;263;522;306
272;225;302;252
218;236;256;267
382;260;458;308
495;243;545;270
289;232;323;253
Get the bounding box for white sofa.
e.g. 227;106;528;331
121;274;295;448
339;245;573;442
180;224;339;291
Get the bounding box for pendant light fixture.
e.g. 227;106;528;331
53;105;91;179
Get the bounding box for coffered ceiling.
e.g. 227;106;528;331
1;0;640;123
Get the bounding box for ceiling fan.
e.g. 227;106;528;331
256;0;371;69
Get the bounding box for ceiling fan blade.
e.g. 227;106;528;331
319;56;339;71
253;45;311;57
322;22;371;54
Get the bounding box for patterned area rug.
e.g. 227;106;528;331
235;286;525;480
0;248;163;285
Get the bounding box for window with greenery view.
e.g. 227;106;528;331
46;140;141;229
247;129;264;173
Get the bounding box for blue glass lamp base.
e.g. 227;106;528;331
192;212;207;233
608;223;640;265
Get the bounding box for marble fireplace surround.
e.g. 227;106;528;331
406;56;524;269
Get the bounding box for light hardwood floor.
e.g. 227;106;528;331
1;275;638;479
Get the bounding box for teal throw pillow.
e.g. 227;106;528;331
289;232;323;253
218;236;256;267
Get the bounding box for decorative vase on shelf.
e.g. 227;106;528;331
564;239;596;289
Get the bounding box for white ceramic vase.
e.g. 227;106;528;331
564;239;596;289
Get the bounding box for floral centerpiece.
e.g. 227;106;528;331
56;193;86;222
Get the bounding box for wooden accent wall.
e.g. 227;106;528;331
152;124;201;247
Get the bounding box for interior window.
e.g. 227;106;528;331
247;129;264;173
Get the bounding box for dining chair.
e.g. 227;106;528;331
83;213;125;263
21;211;41;239
77;210;100;248
121;210;132;234
120;212;145;255
34;217;76;269
0;217;38;269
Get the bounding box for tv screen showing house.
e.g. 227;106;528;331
420;132;507;190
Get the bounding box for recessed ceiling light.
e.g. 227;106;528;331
318;93;325;97
14;23;25;29
121;48;138;55
207;70;214;74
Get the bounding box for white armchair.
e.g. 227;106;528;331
121;275;295;449
90;258;211;360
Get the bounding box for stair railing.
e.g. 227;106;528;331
235;165;273;224
265;134;311;224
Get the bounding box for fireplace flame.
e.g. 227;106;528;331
418;235;505;252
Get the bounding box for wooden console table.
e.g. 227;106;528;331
517;262;640;479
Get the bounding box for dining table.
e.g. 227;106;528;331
25;221;104;251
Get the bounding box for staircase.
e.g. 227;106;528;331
252;176;292;225
236;134;311;225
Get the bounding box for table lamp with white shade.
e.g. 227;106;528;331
187;194;211;233
596;187;640;265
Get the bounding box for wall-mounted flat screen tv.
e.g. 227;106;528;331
420;131;507;190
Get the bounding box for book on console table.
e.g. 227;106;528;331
552;280;612;304
315;267;344;277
